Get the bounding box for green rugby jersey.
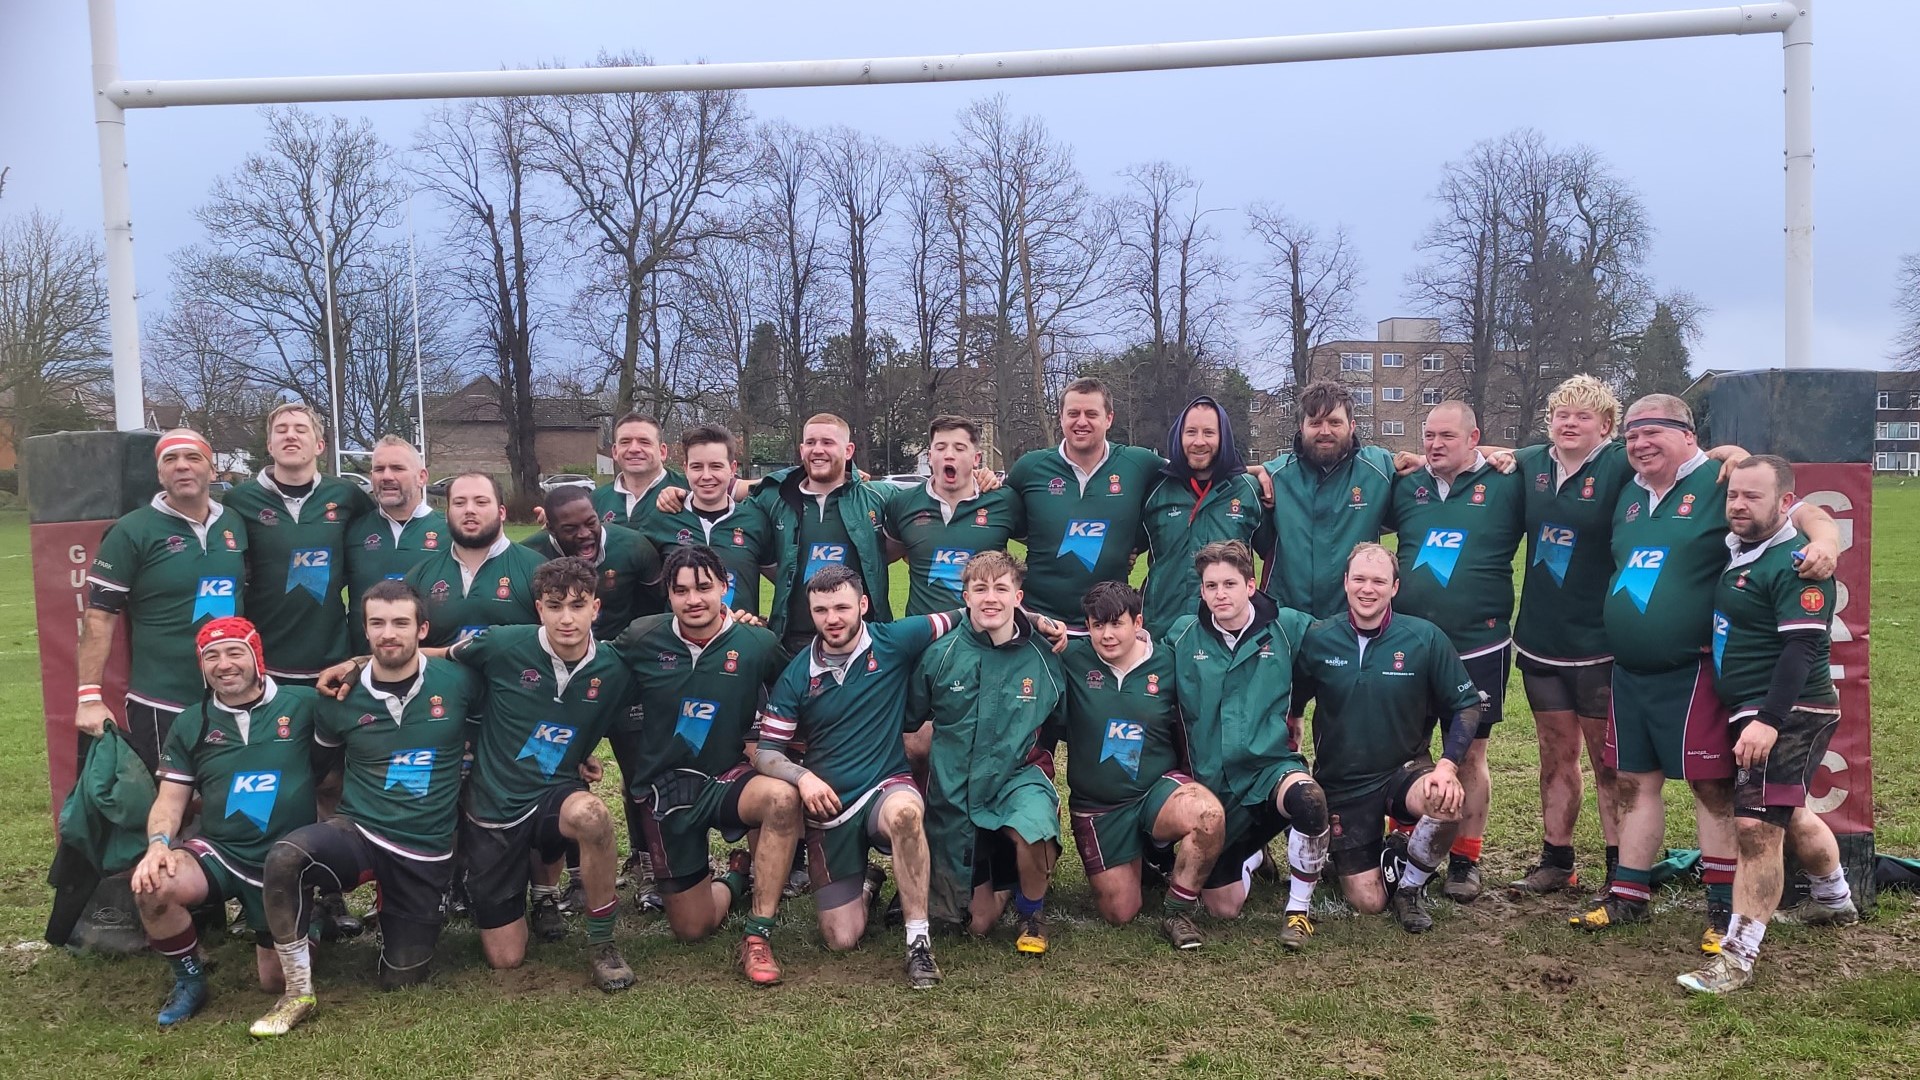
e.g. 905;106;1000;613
89;495;250;711
641;499;777;615
1391;455;1527;657
1604;454;1729;674
881;483;1023;616
1139;471;1264;635
224;472;374;679
156;680;322;867
908;615;1064;814
1261;443;1397;618
1060;638;1184;809
344;502;449;652
1712;525;1837;712
316;656;480;858
403;536;548;647
1166;596;1313;809
592;468;689;532
758;612;959;804
1294;612;1483;801
612;612;788;783
520;522;665;635
1514;441;1636;666
1005;443;1166;623
448;624;636;826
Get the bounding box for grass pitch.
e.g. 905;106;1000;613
0;485;1917;1079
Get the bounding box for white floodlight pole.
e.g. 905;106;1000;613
1782;2;1814;369
86;0;144;431
321;214;343;477
408;195;427;465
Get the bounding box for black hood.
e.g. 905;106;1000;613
1164;395;1246;481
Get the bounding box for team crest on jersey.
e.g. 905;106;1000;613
1679;493;1695;517
1534;473;1549;492
733;528;746;546
203;728;226;745
1581;478;1596;500
975;508;989;527
602;510;617;524
357;713;378;726
1735;572;1749;590
429;695;445;718
363;533;381;551
1625;503;1641;523
1146;674;1160;695
867;654;879;673
1415;486;1431;505
676;528;694;544
603;568;618;589
1259;644;1273;659
1018;677;1035;701
258;508;279;526
324;502;339;521
520;668;542;689
276;715;291;739
166;535;187;554
586;677;601;700
869;510;878;526
1800;586;1826;613
724;650;739;673
495;576;512;599
1108;474;1122;495
424;531;440;550
1393;651;1405;671
1471;484;1486;505
1229;497;1243;518
1048;477;1066;496
659;652;679;671
223;530;237;550
1351;486;1364;505
1086;669;1104;690
430;579;450;599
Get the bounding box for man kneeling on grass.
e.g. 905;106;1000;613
910;552;1065;954
1063;582;1225;950
133;617;326;1026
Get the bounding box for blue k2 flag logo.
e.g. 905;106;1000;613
192;576;238;621
286;548;330;601
384;748;436;797
227;771;280;831
1058;520;1108;572
516;722;576;777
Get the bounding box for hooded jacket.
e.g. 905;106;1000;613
1139;396;1267;635
1167;591;1313;809
1260;434;1397;619
753;467;896;640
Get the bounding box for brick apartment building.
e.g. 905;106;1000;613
1290;318;1529;455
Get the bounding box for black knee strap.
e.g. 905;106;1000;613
1281;780;1329;834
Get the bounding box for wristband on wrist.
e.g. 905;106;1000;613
77;684;103;705
148;832;171;848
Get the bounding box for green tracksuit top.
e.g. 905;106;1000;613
1139;470;1265;636
1167;594;1313;810
1261;442;1396;618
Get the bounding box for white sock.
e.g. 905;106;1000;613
1722;913;1766;970
1401;862;1434;890
904;919;930;947
1807;866;1853;907
1287;872;1316;911
275;939;313;997
529;883;560;902
1407;818;1451;871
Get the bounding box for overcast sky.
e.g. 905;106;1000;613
4;0;1914;384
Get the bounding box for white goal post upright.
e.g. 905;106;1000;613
87;0;1814;432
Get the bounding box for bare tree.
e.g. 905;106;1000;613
1892;254;1920;370
1245;203;1363;391
749;121;837;432
892;150;967;437
416;95;547;511
143;300;268;429
677;234;763;438
1406;136;1513;413
819;126;902;469
530;53;750;417
1113;162;1235;436
0;209;111;436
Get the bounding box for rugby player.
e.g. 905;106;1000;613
1258;381;1400;620
1063;581;1224;950
1167;541;1328;948
403;472;547;647
441;558;637;990
612;545;801;987
79;428;248;767
593;412;688;532
1571;394;1839;954
641;424;777;616
1005;378;1166;628
909;553;1063;952
522;484;664;636
753;565;958;988
1139;396;1267;636
1388;401;1526;903
132;618;322;1025
251;581;480;1036
1293;544;1487;933
223;403;373;686
882;416;1022;617
1678;456;1855;994
344;436;447;654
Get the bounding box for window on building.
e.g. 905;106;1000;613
1420;354;1445;372
1352;388;1374;406
1340;352;1373;372
1381;420;1405;436
1381;353;1404;368
1357;422;1374;440
1504;425;1517;440
1462;357;1476;372
1421;388;1443;405
1879;391;1892;410
1381;387;1406;402
1909;393;1920;410
1876;453;1892;471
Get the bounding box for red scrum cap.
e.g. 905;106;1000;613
197;616;265;681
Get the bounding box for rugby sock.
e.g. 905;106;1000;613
1450;836;1483;863
1013;891;1044;919
586;900;618;945
1722;913;1765;970
717;867;749;906
743;914;776;940
1702;857;1737;909
1543;842;1576;871
1609;865;1653;905
1404;817;1450;889
1286;827;1329;913
151;927;204;982
1808;866;1854;907
275;939;314;997
1164;883;1199;915
529;883;560;904
904;918;931;947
